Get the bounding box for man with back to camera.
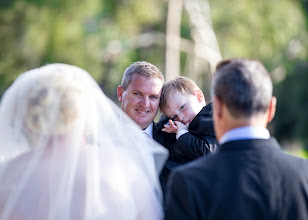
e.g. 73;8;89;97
165;58;308;220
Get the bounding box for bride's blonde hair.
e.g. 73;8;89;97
23;64;87;136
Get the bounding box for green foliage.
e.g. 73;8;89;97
286;148;308;159
274;62;308;150
0;0;308;151
209;0;308;150
210;0;306;68
0;0;166;98
0;0;104;94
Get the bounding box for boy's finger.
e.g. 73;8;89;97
162;128;174;133
173;121;182;127
165;119;174;126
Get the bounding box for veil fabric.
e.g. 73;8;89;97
0;64;168;220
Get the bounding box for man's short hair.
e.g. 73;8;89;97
160;76;202;114
120;61;164;90
212;58;273;118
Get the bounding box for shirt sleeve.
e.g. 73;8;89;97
176;129;189;139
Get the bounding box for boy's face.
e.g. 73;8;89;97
164;91;205;125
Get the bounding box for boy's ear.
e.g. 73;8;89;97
194;89;204;103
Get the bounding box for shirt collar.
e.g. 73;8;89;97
143;122;153;139
219;126;270;145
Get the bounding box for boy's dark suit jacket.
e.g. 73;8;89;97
154;103;218;199
174;103;217;162
156;103;217;166
165;138;308;220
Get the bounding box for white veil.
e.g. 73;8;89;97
0;64;168;220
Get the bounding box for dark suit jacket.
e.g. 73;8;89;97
175;103;217;161
156;103;217;166
154;104;217;201
165;138;308;220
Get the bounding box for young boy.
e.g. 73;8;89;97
158;76;217;164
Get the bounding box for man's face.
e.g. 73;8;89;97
117;74;163;130
164;92;204;125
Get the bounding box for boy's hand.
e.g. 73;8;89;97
174;121;189;134
162;120;190;135
162;119;178;133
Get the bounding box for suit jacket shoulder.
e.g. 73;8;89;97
188;103;215;138
153;119;176;149
175;103;217;160
165;138;308;220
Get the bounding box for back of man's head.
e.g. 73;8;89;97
212;58;273;118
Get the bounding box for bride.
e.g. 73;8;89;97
0;64;168;220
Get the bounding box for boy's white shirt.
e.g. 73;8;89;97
176;129;189;139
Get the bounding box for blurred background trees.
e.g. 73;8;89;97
0;0;307;156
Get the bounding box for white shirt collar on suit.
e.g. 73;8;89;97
143;122;153;139
219;126;270;145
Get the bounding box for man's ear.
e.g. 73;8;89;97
267;96;277;123
194;89;205;103
117;86;124;102
213;96;223;119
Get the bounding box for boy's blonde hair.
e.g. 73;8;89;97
160;76;203;114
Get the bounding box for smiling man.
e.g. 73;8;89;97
117;61;164;134
117;61;173;202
